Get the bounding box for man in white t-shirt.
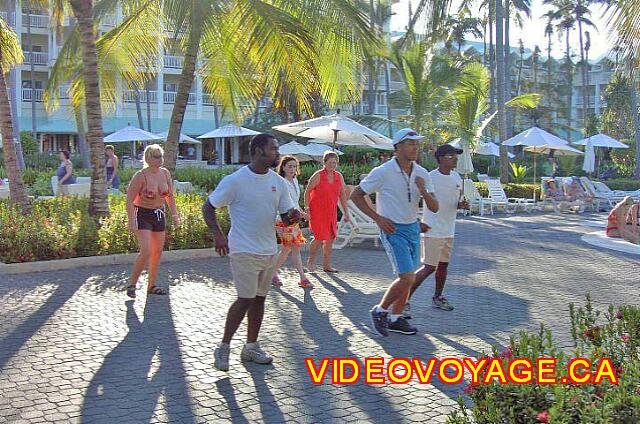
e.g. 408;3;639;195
351;128;439;337
403;143;468;315
203;134;300;371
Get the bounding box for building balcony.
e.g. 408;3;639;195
123;89;158;103
202;93;215;106
102;14;117;27
164;55;184;69
0;11;15;25
22;13;49;29
22;88;44;102
22;50;48;65
163;91;196;105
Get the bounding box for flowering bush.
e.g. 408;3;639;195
0;195;229;263
447;296;640;423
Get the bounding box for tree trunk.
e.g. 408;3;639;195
504;0;513;138
495;0;509;182
145;84;152;132
0;48;31;213
70;0;108;217
488;0;495;115
516;50;523;96
133;83;144;130
8;7;24;170
164;21;203;174
631;81;640;179
565;29;573;142
384;60;393;137
74;107;90;169
367;0;376;116
577;5;588;130
547;33;552;111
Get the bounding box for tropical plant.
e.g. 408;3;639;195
494;0;509;182
509;162;527;182
159;0;376;175
0;14;30;213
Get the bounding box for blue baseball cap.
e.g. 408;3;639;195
392;128;425;145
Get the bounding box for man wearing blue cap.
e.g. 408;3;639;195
351;128;439;336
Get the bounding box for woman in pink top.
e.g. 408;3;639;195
304;152;349;272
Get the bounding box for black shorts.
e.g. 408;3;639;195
135;206;166;232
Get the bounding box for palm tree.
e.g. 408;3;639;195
573;0;596;131
0;16;30;212
543;12;554;111
495;0;509;181
504;0;531;137
161;1;376;174
516;39;524;96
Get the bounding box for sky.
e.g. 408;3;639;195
391;0;612;61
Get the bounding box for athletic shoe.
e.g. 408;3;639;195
214;344;230;371
271;274;282;287
241;342;273;365
388;316;417;335
402;302;412;319
432;296;454;311
369;307;389;337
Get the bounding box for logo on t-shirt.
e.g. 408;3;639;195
271;186;277;192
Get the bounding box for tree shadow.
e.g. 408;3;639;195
80;297;195;423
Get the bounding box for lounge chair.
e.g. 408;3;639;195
51;176;91;197
592;181;640;201
580;177;616;210
486;178;535;213
334;193;380;249
463;179;493;216
0;184;9;199
540;177;582;214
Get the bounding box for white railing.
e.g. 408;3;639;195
123;90;157;103
102;14;117;27
59;84;70;99
0;11;15;25
22;51;48;65
164;55;184;69
202;93;215;106
22;13;49;28
22;88;44;102
163;91;196;105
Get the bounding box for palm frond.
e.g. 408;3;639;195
0;17;23;69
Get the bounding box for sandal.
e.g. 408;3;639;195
298;278;314;289
147;286;167;295
126;285;136;299
271;274;282;287
323;267;339;273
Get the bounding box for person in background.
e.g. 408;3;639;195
56;150;76;196
105;145;120;190
272;155;313;289
125;144;179;298
304;152;349;273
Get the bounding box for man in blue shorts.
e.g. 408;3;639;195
350;128;439;336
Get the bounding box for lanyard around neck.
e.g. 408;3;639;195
396;158;413;203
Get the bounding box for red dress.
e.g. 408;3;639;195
309;169;342;241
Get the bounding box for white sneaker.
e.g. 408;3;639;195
241;342;273;365
214;343;230;371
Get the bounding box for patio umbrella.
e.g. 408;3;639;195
475;141;515;158
197;124;260;139
278;141;314;162
582;139;596;174
448;139;474;175
504;127;571;201
304;143;344;159
523;143;583;155
104;124;164;158
573;133;629;149
155;131;201;144
273;112;392;150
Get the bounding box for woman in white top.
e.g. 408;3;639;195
272;156;313;289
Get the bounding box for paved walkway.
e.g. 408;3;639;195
1;213;637;423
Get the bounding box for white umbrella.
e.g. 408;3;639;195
278;141;314;162
197;124;260;139
104;124;164;143
582;139;596;173
305;143;343;158
573;134;629;149
523;143;583;156
273;113;393;150
475;141;515;158
448;139;474;175
155;131;201;144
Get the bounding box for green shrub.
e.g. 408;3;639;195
448;296;640;424
602;178;640;191
474;182;537;199
0;194;229;263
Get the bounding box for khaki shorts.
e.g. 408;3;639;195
229;252;278;298
421;237;454;266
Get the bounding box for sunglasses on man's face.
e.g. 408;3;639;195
441;154;457;160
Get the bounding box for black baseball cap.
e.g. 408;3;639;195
435;144;463;158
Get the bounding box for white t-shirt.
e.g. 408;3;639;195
359;158;434;225
423;169;463;238
208;166;296;255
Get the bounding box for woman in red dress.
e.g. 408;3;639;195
304;152;349;272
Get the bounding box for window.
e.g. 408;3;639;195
164;83;177;92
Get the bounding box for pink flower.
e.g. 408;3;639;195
537;411;549;423
500;347;513;359
616;310;624;320
622;335;631;343
463;384;475;395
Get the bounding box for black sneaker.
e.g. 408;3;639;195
402;302;412;319
369;307;389;337
388;317;417;335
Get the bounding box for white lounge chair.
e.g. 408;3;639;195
0;184;9;199
592;181;640;201
539;177;583;214
334;199;380;249
486;178;535;213
463;179;493;216
51;176;91;197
